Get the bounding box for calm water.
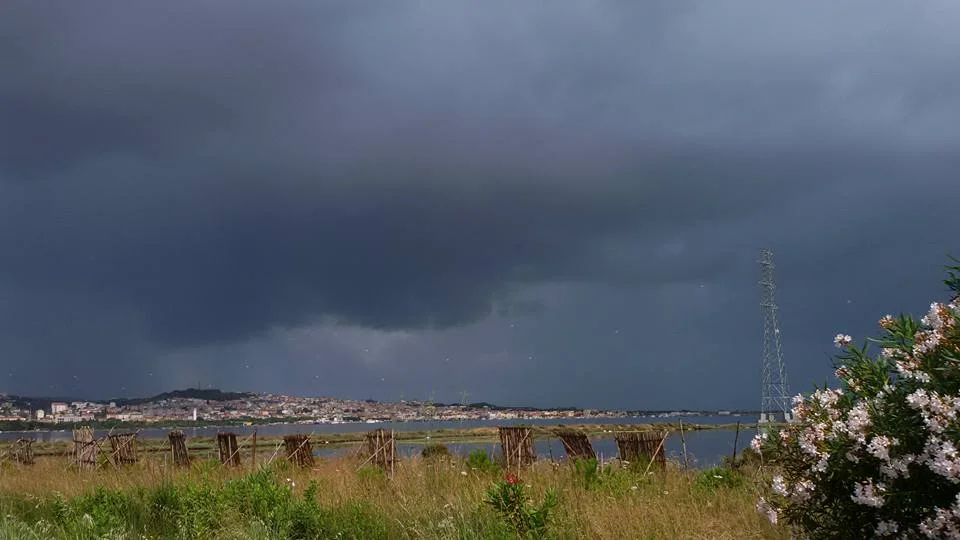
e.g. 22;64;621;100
0;415;756;468
311;427;754;469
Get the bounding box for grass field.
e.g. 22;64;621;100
0;449;785;539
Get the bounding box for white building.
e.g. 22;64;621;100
50;402;68;415
35;409;45;420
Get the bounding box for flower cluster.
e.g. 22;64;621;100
756;265;960;538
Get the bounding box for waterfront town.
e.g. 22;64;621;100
0;389;740;426
0;390;606;425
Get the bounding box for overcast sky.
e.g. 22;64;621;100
1;1;957;409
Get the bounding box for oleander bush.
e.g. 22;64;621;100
755;261;960;538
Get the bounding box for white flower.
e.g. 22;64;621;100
881;347;902;359
791;480;815;503
751;432;768;452
875;520;899;536
834;333;853;348
879;314;896;329
907;389;931;410
881;454;914;479
867;435;897;462
922;438;960;483
772;475;789;497
846;402;871;441
756;498;778;525
851;479;885;508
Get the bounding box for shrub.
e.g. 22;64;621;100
421;442;450;459
483;473;558;538
466;448;499;473
573;458;599;490
756;262;960;538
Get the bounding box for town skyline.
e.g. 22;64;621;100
0;386;759;427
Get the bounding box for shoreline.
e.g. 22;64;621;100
0;421;774;457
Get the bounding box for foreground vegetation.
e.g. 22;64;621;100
754;260;960;537
0;452;784;539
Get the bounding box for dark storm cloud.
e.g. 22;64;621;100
1;1;959;402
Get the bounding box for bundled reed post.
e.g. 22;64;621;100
13;439;34;465
364;428;396;473
251;430;257;471
168;430;190;467
217;432;241;466
108;433;139;465
614;430;667;470
555;429;596;461
73;427;98;469
498;426;536;472
283;434;314;468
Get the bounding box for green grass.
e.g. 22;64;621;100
0;454;786;539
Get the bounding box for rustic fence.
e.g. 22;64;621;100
73;427;99;469
13;439;34;465
498;426;536;471
615;430;667;470
168;430;190;467
108;433;139;465
217;432;241;466
555;429;596;461
363;429;396;474
284;434;314;468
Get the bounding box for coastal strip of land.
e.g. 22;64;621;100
0;421;764;457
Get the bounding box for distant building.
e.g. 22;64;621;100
35;409;45;420
51;402;69;415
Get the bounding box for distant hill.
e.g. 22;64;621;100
429;401;583;412
112;388;255;405
0;394;81;412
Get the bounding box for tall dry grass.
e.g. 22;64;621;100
0;453;786;539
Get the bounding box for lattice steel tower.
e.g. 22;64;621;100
758;249;791;423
